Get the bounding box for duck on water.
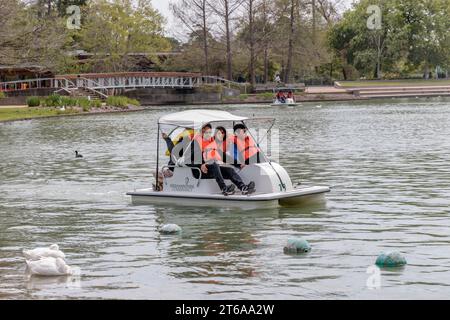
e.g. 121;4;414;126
127;109;330;209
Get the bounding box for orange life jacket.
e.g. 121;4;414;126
194;135;222;162
231;134;259;161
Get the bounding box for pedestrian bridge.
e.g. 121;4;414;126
0;72;246;99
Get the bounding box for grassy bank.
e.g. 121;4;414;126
0;96;142;122
336;79;450;88
0;107;76;122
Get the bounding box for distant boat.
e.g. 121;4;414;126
271;88;300;107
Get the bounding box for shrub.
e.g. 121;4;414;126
106;96;140;109
26;96;41;107
60;96;78;107
77;97;91;110
90;99;102;108
0;91;6;99
239;94;249;100
43;94;62;107
128;98;140;106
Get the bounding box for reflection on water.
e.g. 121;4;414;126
1;98;450;299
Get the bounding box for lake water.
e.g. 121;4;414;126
1;98;450;299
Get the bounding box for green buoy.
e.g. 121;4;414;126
283;238;311;254
160;224;182;235
376;251;407;267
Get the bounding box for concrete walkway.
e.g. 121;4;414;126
305;86;348;94
0;105;27;109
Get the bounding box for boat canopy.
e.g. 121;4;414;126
158;109;249;128
273;87;294;92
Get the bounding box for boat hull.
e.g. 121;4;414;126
127;186;330;209
271;103;300;107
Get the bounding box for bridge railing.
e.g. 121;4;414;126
0;78;76;92
74;75;200;89
0;73;246;95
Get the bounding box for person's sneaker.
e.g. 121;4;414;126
241;181;256;195
222;184;236;196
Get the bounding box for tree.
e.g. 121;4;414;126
78;0;171;72
285;0;297;83
164;30;227;75
327;0;450;79
209;0;244;80
170;0;211;74
0;0;69;71
395;0;450;78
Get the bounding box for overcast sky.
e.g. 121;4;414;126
152;0;170;17
152;1;175;34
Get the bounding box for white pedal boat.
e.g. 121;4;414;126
127;109;330;209
271;88;300;107
271;98;300;107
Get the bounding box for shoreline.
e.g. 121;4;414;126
2;94;449;124
0;106;145;124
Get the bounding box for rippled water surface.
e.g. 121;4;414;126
1;98;450;299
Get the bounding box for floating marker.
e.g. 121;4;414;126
283;238;311;254
160;224;182;235
375;251;407;267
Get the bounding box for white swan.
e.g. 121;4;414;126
23;244;66;261
26;257;72;276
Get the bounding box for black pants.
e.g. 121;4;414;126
205;163;246;190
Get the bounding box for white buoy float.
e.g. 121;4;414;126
160;224;182;235
283;238;311;254
26;257;72;276
23;244;65;261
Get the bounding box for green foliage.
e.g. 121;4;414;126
42;94;63;107
106;96;140;108
0;107;79;122
0;91;6;99
257;92;274;100
59;96;78;107
238;94;249;100
1;0;72;72
327;0;450;79
90;99;102;108
76;97;91;109
26;96;41;107
78;0;171;72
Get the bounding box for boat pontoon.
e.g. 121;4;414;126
127;109;329;208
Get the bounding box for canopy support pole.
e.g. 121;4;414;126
155;123;160;191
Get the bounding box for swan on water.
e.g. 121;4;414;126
26;257;72;276
23;244;66;261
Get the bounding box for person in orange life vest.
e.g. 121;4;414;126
276;91;281;102
187;124;255;196
231;123;261;167
214;126;235;164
